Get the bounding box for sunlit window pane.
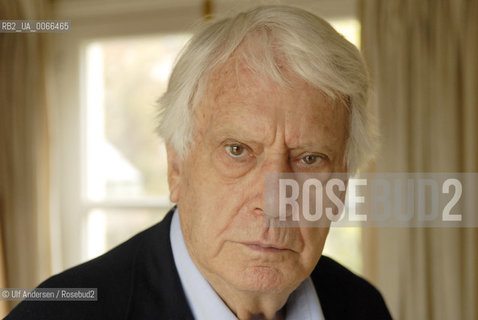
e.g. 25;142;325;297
84;34;190;201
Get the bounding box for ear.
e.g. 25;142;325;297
165;143;182;203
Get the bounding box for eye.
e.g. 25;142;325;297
301;154;323;165
225;143;249;158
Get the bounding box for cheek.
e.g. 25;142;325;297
178;155;251;254
300;228;329;266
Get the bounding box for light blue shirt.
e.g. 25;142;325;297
170;209;324;320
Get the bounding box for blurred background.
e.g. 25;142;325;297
0;0;477;319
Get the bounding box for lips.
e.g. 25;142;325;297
240;242;292;253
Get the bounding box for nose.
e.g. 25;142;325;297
251;152;293;218
263;151;292;174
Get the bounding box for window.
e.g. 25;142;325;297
82;34;190;260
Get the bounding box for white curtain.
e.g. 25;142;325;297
361;0;478;319
0;0;52;315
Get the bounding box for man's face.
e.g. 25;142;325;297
167;59;348;294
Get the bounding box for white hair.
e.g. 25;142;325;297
157;5;377;173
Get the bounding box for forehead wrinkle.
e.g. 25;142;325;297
282;85;326;144
210;102;278;146
198;59;280;144
283;89;348;159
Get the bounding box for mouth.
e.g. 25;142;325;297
240;242;292;253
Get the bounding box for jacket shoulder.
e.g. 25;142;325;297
6;219;168;320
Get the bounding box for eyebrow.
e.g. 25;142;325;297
211;126;265;147
293;143;336;154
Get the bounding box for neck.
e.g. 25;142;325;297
200;269;293;320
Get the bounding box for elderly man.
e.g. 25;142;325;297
8;5;390;320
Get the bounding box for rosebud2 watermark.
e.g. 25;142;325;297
265;173;478;227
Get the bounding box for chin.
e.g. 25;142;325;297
231;266;302;294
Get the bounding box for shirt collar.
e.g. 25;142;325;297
170;208;324;320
